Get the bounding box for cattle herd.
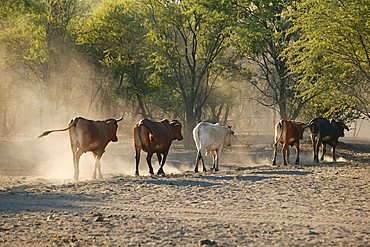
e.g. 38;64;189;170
38;115;349;181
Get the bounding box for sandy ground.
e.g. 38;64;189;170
0;136;369;246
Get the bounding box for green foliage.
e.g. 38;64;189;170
142;0;235;118
2;0;369;131
284;0;370;120
0;1;48;81
231;0;303;119
71;0;158;113
0;0;84;82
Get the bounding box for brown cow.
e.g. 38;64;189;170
272;119;306;165
134;118;183;176
39;117;123;180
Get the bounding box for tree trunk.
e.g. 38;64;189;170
222;104;230;126
136;94;149;118
184;105;196;149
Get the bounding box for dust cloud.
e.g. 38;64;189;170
0;45;368;180
0;46;137;179
0;50;275;180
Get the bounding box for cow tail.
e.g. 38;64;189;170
38;118;78;138
134;122;143;147
274;120;284;143
192;125;200;151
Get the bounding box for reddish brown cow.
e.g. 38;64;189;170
39;117;122;180
134;118;183;176
272;119;306;165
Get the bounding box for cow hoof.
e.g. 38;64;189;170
157;169;165;175
194;169;198;173
135;171;140;176
149;170;154;175
215;168;219;172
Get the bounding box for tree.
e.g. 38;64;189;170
73;0;174;120
284;0;370;120
142;0;235;145
231;0;308;120
0;0;90;132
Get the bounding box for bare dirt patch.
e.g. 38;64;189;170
0;137;369;246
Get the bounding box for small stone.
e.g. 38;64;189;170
199;239;216;246
308;231;319;236
46;213;56;221
94;214;104;222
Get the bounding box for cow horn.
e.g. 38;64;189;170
116;117;123;122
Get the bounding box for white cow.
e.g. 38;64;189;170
192;122;234;172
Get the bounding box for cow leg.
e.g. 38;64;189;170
295;143;300;165
272;142;278;165
313;137;321;163
156;153;162;168
320;143;326;161
135;147;141;176
194;151;200;173
214;150;220;172
332;146;337;162
195;150;206;173
157;151;168;175
73;148;83;181
93;153;103;180
201;152;207;172
210;151;216;171
311;135;319;163
282;144;289;165
286;146;291;164
146;153;154;175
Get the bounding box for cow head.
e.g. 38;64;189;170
170;120;183;141
105;117;123;142
225;125;234;146
336;121;349;137
307;117;323;136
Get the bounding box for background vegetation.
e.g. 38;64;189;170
0;0;369;144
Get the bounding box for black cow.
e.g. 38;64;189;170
308;116;349;163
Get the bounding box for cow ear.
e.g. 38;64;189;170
228;125;232;129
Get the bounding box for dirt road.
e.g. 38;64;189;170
0;138;369;246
